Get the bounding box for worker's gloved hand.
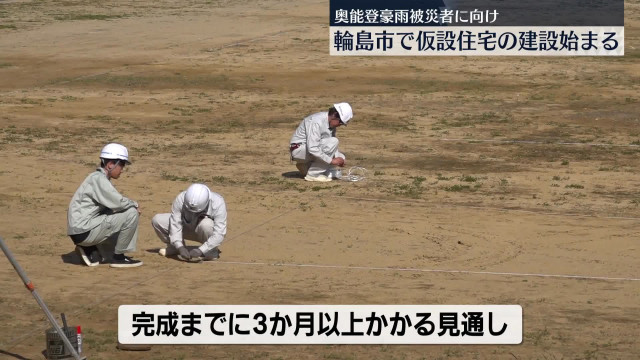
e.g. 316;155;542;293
177;246;191;260
189;248;204;259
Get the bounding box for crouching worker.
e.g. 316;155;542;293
152;183;227;262
67;143;142;268
289;102;353;182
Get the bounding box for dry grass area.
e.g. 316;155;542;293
1;0;639;359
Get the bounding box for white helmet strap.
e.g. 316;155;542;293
101;158;121;179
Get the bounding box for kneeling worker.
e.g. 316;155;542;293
289;102;353;182
152;183;227;261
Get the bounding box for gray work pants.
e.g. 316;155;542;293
151;213;217;254
291;138;345;176
77;207;139;255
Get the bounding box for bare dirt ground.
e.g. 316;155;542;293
1;0;639;359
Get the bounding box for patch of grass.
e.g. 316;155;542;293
413;176;426;184
582;348;601;360
210;176;236;185
526;327;550;346
3;133;31;143
621;148;640;155
87;115;114;121
311;185;335;191
434;111;512;129
561;160;570;165
0;62;12;68
81;160;96;168
565;184;584;189
82;328;118;353
0;24;17;30
260;176;284;185
200;120;245;133
54;14;126;21
161;172;203;183
169;106;212;116
443;348;462;357
298;202;311;212
20;98;41;105
251;176;310;193
70;73;238;90
365;114;417;133
444;184;471;192
392;176;426;198
156;119;181;128
461;175;477;182
160;171;236;185
41;140;62;151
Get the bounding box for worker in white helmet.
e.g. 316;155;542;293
67;143;142;268
289;102;353;182
152;183;227;261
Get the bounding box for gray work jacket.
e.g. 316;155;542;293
67;168;138;235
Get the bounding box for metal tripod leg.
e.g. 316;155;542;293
0;236;84;360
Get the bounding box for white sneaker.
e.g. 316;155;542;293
75;246;100;267
304;174;332;182
158;246;178;257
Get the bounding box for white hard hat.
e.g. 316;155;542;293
333;102;353;125
184;183;211;213
100;143;131;164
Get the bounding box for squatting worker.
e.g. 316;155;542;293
67;143;142;268
289;102;353;182
152;183;227;262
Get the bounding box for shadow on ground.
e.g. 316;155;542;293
0;349;30;360
60;251;84;266
281;171;302;179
